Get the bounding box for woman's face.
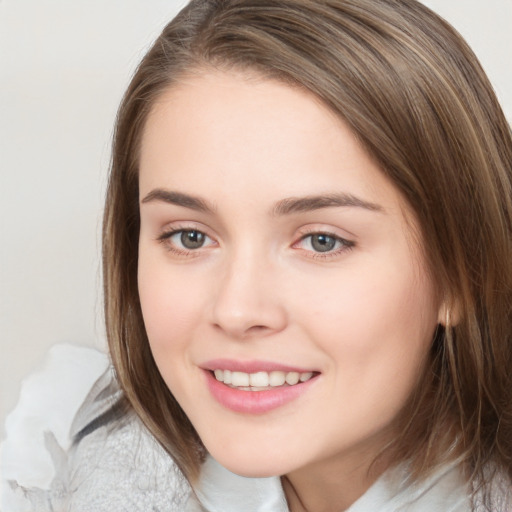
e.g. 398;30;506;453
138;70;441;480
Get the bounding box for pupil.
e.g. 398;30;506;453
181;230;205;249
311;234;336;252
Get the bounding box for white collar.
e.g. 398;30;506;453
191;456;471;512
191;455;288;512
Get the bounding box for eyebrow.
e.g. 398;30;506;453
272;193;384;216
140;189;383;216
141;189;216;214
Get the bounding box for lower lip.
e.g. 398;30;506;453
204;370;317;414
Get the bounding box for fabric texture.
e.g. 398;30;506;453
2;344;510;512
1;345;192;512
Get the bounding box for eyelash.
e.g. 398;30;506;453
157;226;215;257
156;227;355;259
294;230;355;260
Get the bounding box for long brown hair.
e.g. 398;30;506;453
103;0;512;499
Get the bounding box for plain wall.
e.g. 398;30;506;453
1;0;511;437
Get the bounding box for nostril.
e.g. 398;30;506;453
243;325;272;337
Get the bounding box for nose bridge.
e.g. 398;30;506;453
211;242;287;338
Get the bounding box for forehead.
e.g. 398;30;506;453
141;72;385;194
141;69;344;162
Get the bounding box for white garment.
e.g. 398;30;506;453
1;345;191;512
193;455;470;512
1;344;508;512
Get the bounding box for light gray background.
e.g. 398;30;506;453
1;0;511;437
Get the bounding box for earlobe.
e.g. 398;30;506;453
437;300;460;327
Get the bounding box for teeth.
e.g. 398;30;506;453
231;371;250;387
212;369;314;389
299;372;313;382
269;371;286;386
285;372;300;385
249;371;269;387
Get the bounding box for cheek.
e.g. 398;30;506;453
292;251;437;396
300;263;433;337
137;251;205;357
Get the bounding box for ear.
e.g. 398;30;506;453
437;299;461;327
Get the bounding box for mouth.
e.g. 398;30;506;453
201;361;320;414
211;369;315;391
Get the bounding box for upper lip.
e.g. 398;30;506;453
200;358;317;374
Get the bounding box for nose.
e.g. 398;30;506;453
211;250;288;339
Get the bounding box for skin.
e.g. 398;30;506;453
137;70;442;511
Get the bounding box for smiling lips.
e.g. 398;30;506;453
213;369;314;390
203;362;318;414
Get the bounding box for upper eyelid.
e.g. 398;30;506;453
157;228;217;255
158;227;214;242
295;225;356;242
154;222;356;245
293;233;355;261
157;222;213;237
295;232;354;247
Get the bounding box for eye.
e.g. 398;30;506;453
296;232;354;256
307;233;338;252
177;230;207;249
158;228;215;253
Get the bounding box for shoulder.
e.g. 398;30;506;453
1;344;108;491
65;367;192;511
472;469;512;512
1;344;194;512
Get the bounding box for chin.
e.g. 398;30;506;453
206;444;293;478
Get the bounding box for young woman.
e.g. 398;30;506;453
5;0;512;510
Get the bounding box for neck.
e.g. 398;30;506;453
281;444;389;512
